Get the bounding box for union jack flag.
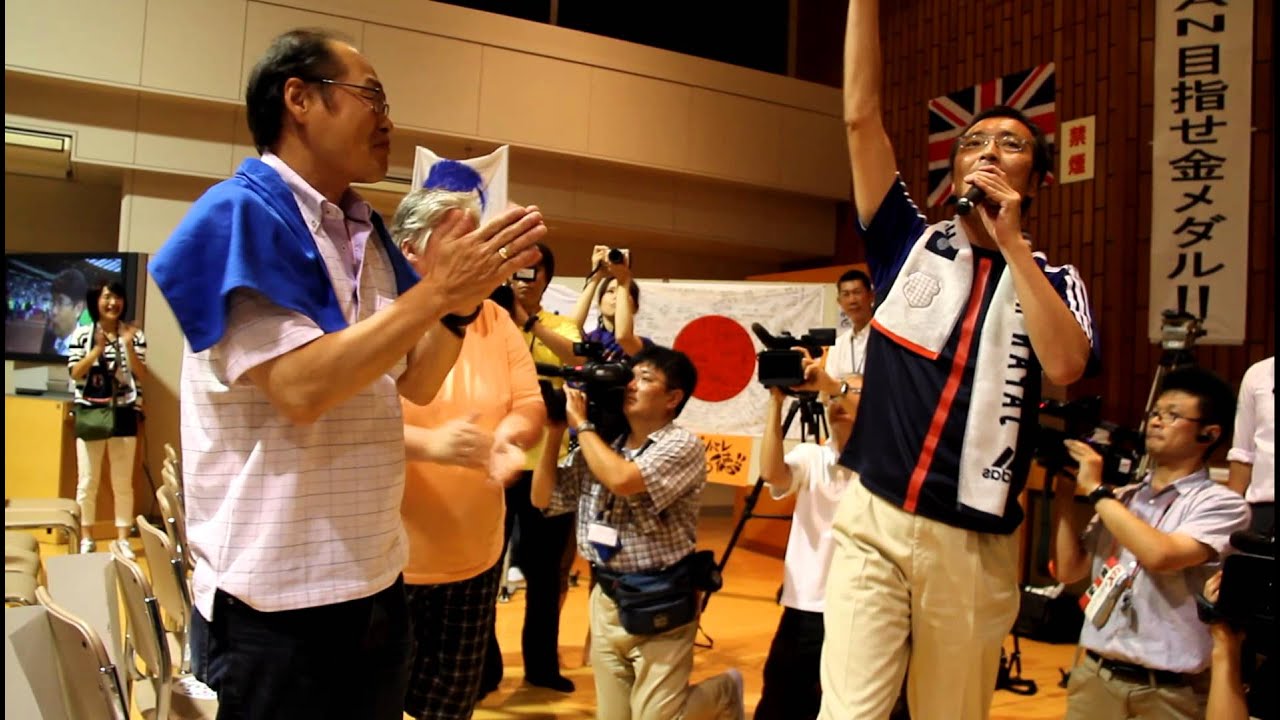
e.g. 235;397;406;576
926;63;1056;208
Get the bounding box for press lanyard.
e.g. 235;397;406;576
597;436;655;525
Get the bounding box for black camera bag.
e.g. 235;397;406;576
599;550;722;635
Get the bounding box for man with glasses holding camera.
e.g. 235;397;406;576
151;29;545;718
1051;367;1251;720
823;2;1099;718
530;345;746;719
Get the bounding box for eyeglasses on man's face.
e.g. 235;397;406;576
956;132;1032;154
1147;408;1203;425
310;78;390;117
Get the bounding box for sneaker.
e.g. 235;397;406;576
506;566;526;585
117;542;136;560
79;538;96;554
724;668;745;720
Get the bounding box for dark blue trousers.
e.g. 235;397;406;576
190;577;411;720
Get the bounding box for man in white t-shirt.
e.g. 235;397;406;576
753;383;859;720
824;268;874;380
1227;356;1274;533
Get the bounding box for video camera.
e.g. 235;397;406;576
536;341;632;442
1033;396;1142;485
750;323;837;388
1200;530;1274;649
1159;309;1205;352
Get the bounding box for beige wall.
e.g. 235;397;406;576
5;0;848;268
3;174;121;253
4;0;847;200
115;172;220;485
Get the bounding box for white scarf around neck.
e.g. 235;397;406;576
871;218;1035;517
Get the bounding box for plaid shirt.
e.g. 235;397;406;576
548;422;705;573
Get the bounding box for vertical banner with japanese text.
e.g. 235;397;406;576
1150;0;1253;344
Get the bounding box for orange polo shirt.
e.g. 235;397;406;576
401;301;545;585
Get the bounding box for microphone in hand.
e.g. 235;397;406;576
956;185;985;216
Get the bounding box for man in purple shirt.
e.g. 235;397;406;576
1052;366;1251;720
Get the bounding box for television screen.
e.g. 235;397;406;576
4;252;148;363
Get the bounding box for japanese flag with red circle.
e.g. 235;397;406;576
634;282;826;437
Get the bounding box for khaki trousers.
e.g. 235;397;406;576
589;585;739;720
1064;653;1208;720
818;479;1020;720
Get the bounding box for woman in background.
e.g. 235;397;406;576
570;245;648;361
67;280;146;554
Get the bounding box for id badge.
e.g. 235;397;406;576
1081;557;1134;629
588;522;621;562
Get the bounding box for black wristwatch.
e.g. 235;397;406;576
440;305;482;339
1086;485;1116;506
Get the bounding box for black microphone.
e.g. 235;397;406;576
956;185;985;215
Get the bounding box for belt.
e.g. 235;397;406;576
1085;650;1187;686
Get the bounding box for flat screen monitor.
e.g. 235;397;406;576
4;252;148;364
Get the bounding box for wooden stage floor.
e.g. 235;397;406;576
470;514;1077;719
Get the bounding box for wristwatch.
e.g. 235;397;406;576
838;380;862;397
576;421;598;435
1086;485;1116;506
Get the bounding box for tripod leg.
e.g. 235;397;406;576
705;397;806;613
705;475;770;614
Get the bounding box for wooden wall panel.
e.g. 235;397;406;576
832;0;1274;428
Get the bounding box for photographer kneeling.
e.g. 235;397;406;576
1051;367;1251;720
531;345;745;719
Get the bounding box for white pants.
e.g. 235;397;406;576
818;479;1020;720
75;436;137;530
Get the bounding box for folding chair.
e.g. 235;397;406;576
137;515;192;673
155;484;190;574
6;604;72;720
5;507;80;553
6;571;38;606
6;546;40;576
112;541;217;719
6;530;39;554
35;587;131;720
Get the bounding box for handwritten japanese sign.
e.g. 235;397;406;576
1150;0;1252;344
698;433;754;486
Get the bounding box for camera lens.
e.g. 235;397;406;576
607;248;625;265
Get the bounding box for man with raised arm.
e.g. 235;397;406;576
820;2;1099;718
